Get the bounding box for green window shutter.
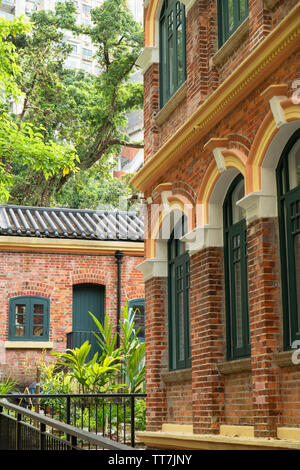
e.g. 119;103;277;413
159;0;186;108
218;0;248;48
277;129;300;349
168;216;191;370
223;174;250;361
9;296;50;341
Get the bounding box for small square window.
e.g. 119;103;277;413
9;296;50;341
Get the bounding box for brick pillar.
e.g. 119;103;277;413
247;218;282;438
143;64;160;163
190;247;225;434
145;276;168;431
248;0;272;51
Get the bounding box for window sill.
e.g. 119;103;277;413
217;357;251;375
5;341;53;349
161;368;192;384
273;350;300;368
211;18;249;68
155;81;187;127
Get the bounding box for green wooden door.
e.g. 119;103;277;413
72;284;105;360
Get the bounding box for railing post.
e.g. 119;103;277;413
16;412;21;450
40;422;46;450
71;435;77;450
130;395;135;448
67;396;71;424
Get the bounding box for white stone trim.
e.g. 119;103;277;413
136;257;168;281
181;224;223;254
136;46;159;75
236;192;277;224
213;148;227;173
269;96;287;128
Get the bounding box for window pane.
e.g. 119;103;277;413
178;291;185;360
132;304;145;339
293;232;300;332
239;0;247;20
33;304;45;336
234;260;243;348
168;36;174;95
228;0;234;34
288;139;300;190
231;178;245;223
15;304;26;337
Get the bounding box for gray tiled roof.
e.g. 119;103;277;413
0;205;144;241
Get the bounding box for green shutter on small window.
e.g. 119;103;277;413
8;296;50;341
159;0;186;108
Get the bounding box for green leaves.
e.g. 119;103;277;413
53;341;121;393
91;304;146;394
0;16;31;100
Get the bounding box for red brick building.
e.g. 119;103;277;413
0;205;145;385
132;0;300;449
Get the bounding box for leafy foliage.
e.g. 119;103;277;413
91;304;145;393
3;0;143;206
0;375;17;394
53;341;121;393
0;15;80;204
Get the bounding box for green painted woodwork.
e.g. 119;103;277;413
218;0;248;47
9;296;50;341
159;0;186;108
223;174;250;360
168;216;191;370
276;129;300;349
72;284;105;359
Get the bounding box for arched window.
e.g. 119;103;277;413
223;174;250;360
168;214;191;370
159;0;186;108
276;129;300;349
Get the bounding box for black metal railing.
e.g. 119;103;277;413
0;393;146;449
0;398;135;450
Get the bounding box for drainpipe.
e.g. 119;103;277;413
115;250;124;348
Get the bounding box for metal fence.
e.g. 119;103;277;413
0;393;146;450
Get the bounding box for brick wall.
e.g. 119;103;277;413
0;250;144;386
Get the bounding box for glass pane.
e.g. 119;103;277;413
161;20;167;104
168;36;174;96
33;326;44;336
178;291;185;360
234;261;243;348
33;304;44;314
232;179;245;223
239;0;247;21
15;304;26;337
288;139;300;190
228;0;234;33
294;233;300;332
33;304;45;336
